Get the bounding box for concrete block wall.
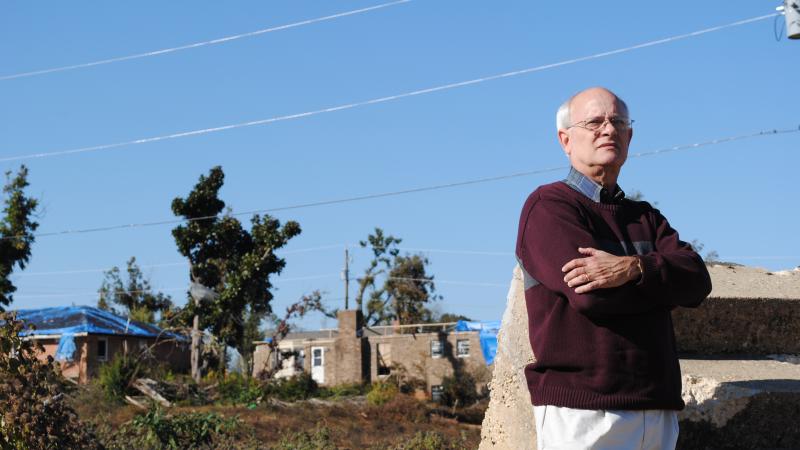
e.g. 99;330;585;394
480;265;800;449
332;310;366;386
673;296;800;354
368;331;487;392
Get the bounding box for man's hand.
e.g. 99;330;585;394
562;247;641;294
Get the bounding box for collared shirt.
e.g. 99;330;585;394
563;167;625;204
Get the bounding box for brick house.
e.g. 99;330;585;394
253;310;496;398
16;306;189;383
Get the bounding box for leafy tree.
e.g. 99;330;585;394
0;312;101;448
0;166;38;310
381;254;438;325
171;166;300;374
257;290;327;380
240;306;266;375
690;239;720;264
436;313;472;323
626;189;654;204
353;228;400;316
97;256;173;324
355;228;439;326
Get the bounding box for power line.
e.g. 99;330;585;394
9;126;795;241
13;274;502;300
13;262;186;278
0;0;412;82
281;244;346;254
388;276;507;288
0;13;777;164
13;273;340;300
12;244;346;277
14;287;187;300
397;247;513;257
15;246;799;280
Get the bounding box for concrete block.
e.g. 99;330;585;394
480;264;800;450
678;358;800;449
673;266;800;355
479;265;537;450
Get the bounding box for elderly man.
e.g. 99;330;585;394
515;87;712;450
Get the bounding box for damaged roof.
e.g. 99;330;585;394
13;305;174;338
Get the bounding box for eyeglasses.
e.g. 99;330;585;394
567;116;634;132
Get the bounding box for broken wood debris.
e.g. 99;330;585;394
132;377;173;408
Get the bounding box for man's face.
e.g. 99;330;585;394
558;89;633;175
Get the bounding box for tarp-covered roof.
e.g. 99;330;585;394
14;305;172;338
455;320;500;365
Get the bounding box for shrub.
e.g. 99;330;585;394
0;312;101;449
369;394;428;424
101;405;241;449
366;381;398;406
264;372;318;402
388;431;469;450
217;372;263;406
439;370;478;408
317;382;366;399
99;352;142;402
271;425;337;450
385;364;426;395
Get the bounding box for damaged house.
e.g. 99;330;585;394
15;305;189;383
253;310;498;399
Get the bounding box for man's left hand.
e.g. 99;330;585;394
562;247;640;294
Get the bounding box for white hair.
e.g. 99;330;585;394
555;88;631;131
556;98;572;131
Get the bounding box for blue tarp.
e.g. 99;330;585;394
54;333;77;362
14;305;186;341
455;320;500;365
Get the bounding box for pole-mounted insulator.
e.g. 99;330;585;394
784;0;800;39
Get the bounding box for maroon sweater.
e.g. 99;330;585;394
515;181;712;410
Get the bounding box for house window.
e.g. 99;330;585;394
312;348;323;367
376;343;391;376
430;339;444;358
97;338;108;362
456;339;470;358
431;385;444;403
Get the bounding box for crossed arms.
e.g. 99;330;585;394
517;196;712;318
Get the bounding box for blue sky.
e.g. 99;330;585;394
2;1;798;329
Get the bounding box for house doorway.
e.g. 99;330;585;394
311;347;324;384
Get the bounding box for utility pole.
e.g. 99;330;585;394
189;274;219;384
785;0;800;39
343;247;350;309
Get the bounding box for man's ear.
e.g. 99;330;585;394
558;129;571;157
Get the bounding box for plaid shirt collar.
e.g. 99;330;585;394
563;166;625;204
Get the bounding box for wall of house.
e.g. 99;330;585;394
85;335;189;378
34;334;189;383
36;338;85;381
252;343;272;377
252;310;493;395
252;339;336;385
368;330;488;395
331;310;368;386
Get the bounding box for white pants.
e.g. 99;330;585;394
533;405;679;450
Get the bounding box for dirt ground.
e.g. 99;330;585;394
70;386;484;449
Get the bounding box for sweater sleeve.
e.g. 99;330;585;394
635;210;712;308
517;195;661;318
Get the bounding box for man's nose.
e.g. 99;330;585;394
599;119;617;136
